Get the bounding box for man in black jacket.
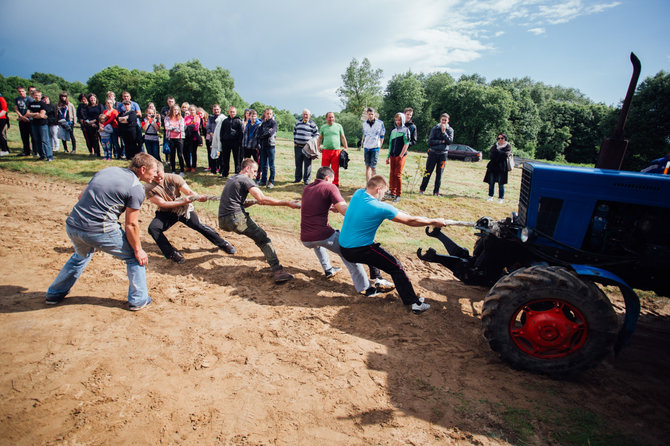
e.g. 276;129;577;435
258;108;278;187
219;106;244;178
419;113;454;196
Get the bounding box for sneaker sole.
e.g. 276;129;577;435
129;299;152;311
45;299;64;305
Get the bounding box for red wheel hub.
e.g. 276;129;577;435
509;299;588;359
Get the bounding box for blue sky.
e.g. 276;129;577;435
1;0;668;115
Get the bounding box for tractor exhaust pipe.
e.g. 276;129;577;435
595;52;641;170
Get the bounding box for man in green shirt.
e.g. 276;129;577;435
318;112;348;187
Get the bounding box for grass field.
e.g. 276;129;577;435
0;113;521;256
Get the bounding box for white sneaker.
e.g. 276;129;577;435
411;301;430;313
0;151;9;156
498;198;504;204
374;278;395;291
486;196;494;202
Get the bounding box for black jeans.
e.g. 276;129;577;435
420;150;448;194
206;140;217;173
120;129;138;160
169;138;185;173
148;210;229;258
84;124;100;156
184;138;198;169
293;144;313;182
220;139;242;177
19;120;32;154
341;243;419;305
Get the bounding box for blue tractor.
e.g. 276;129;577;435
417;53;670;377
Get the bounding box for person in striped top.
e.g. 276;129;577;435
292;109;319;184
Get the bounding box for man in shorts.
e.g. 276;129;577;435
361;107;385;182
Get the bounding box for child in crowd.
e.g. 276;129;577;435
386;112;410;202
98;114;114;160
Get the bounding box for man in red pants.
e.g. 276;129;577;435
318;112;348;187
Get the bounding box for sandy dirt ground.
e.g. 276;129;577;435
1;171;669;445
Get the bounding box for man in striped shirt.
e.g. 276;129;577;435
292;109;319;185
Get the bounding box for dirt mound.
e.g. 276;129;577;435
1;171;669;445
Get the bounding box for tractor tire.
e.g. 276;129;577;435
482;265;617;378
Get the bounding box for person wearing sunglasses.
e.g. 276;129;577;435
484;133;512;204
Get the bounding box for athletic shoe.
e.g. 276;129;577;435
267;183;274;189
273;268;294;283
363;286;381;297
418;190;424;195
325;267;342;279
374;278;395;291
0;151;10;156
45;296;64;305
393;196;401;203
411;301;430;314
433;193;440;197
218;241;236;255
129;297;152;311
170;251;185;264
498;199;504;204
303;181;310;185
487;196;494;202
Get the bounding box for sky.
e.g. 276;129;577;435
1;0;668;116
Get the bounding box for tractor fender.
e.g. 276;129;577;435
570;264;640;354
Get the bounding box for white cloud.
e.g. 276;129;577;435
528;27;546;35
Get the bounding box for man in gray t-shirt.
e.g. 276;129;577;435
218;158;301;283
46;153;158;310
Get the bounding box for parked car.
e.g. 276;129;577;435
447;144;482;162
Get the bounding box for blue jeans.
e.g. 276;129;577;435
32;124;53;160
302;231;370;293
259;145;275;184
46;224;151;307
487;171;505;199
144;139;161;162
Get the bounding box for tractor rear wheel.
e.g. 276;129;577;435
482;265;617;378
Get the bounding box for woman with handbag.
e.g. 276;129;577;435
483;133;512;204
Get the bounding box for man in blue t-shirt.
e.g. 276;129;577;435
339;175;447;313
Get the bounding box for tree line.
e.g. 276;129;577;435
336;58;669;170
1;58;667;170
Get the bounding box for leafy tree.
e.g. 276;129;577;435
165;60;237;111
537;124;571;161
381;71;427;146
437;81;513;150
336;58;383;115
458;73;487;85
